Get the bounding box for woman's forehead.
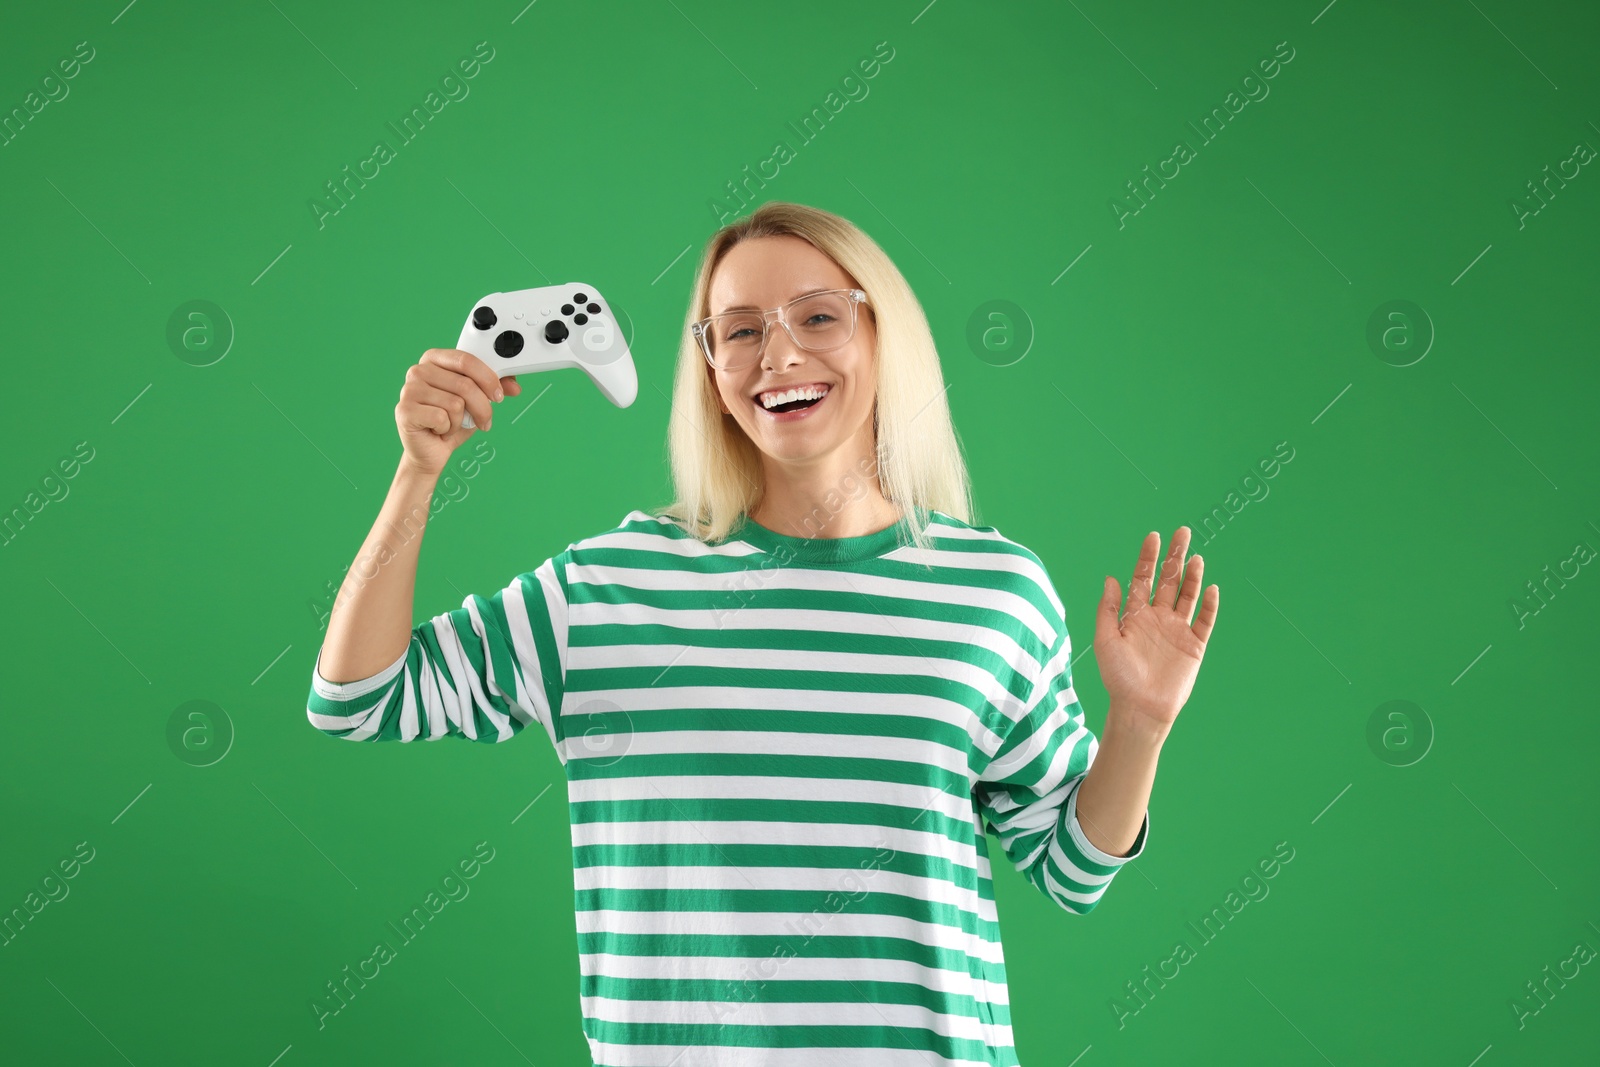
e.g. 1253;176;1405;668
709;236;850;310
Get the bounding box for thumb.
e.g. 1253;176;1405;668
1096;575;1122;637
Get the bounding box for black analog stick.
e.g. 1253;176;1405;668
493;330;524;357
544;320;569;344
472;306;497;330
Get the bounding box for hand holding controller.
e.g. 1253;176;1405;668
454;283;638;427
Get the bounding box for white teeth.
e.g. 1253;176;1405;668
758;384;830;409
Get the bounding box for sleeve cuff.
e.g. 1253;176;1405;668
311;644;407;700
1064;776;1149;866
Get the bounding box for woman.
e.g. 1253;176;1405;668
308;201;1220;1065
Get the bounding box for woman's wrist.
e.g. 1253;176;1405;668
1104;698;1172;750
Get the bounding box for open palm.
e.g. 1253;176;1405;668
1093;526;1220;735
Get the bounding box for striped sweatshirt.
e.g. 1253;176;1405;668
306;508;1148;1066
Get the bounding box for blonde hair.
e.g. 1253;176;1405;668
654;201;973;553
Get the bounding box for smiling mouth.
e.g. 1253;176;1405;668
764;394;822;413
754;382;832;415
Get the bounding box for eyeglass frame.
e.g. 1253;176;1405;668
690;288;871;370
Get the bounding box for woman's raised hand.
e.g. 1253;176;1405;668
395;348;523;475
1092;526;1220;741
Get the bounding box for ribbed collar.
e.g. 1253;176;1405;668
726;509;926;566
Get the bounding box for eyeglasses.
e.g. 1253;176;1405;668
691;288;870;372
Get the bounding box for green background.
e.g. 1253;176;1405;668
3;0;1597;1063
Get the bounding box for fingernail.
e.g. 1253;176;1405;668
494;388;504;402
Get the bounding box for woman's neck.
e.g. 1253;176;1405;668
749;451;903;541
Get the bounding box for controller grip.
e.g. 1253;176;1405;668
590;357;639;408
461;412;479;430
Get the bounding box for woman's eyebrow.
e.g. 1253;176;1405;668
715;286;833;314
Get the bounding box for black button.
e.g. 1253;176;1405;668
493;331;524;357
574;313;589;325
574;292;587;303
561;304;574;315
472;306;496;330
586;302;600;314
544;320;569;344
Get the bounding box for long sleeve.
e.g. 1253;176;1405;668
305;551;570;752
974;624;1148;914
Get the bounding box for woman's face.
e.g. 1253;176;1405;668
704;234;878;471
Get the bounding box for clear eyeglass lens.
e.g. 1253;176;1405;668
706;292;854;369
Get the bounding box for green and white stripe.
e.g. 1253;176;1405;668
308;509;1148;1065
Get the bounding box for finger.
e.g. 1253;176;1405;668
1126;531;1161;611
405;379;478;433
415;362;494;430
1175;552;1204;623
1154;526;1191;610
1192;584;1220;646
400;397;455;436
427;347;507;405
501;375;522;396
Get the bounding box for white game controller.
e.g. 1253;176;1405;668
454;283;638;427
